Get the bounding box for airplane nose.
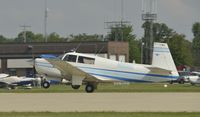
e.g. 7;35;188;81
34;58;47;68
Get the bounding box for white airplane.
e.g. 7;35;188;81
0;74;36;89
189;72;200;85
35;42;179;93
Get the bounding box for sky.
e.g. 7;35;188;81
0;0;199;40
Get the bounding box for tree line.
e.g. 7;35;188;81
0;22;200;67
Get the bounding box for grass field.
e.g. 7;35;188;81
0;83;200;93
0;112;200;117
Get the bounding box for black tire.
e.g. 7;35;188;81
42;81;50;89
71;85;80;90
178;79;185;84
170;80;173;84
180;80;185;84
85;84;95;93
191;83;195;86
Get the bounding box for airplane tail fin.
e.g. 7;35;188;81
152;42;179;77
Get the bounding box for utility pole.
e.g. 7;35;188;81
20;25;31;43
141;0;157;64
44;0;48;42
121;0;124;41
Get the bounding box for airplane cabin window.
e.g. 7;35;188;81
63;55;77;62
78;56;95;64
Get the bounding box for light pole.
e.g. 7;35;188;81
20;25;31;43
44;0;48;42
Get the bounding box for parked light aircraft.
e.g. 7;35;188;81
189;72;200;85
35;42;179;93
0;74;36;89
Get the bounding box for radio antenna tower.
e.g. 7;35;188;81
141;0;157;64
44;0;48;42
20;25;31;43
105;0;130;41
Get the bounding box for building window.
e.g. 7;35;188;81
110;55;116;61
119;55;125;62
9;69;16;76
63;55;77;62
78;56;95;64
26;68;35;77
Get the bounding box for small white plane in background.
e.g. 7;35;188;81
0;74;35;89
189;72;200;85
35;42;179;93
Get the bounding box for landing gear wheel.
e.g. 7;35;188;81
42;81;50;89
85;84;95;93
179;80;185;84
191;83;195;86
71;85;80;90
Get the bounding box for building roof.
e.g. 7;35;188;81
0;41;108;58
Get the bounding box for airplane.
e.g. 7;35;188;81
35;42;179;93
0;74;36;89
189;72;200;85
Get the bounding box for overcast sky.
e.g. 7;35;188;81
0;0;199;40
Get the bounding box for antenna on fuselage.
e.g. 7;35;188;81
95;46;105;56
70;43;82;52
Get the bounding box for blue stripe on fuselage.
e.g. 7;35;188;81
78;66;178;79
35;62;178;80
91;73;152;82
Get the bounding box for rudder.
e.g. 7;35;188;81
152;42;179;77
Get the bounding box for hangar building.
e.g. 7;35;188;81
0;41;129;76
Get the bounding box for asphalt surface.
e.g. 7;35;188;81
0;93;200;112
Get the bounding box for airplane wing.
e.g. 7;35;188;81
0;74;9;79
46;59;101;82
0;82;17;89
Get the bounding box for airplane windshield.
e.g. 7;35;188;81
57;54;64;60
63;55;77;62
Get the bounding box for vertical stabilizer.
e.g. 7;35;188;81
152;42;179;76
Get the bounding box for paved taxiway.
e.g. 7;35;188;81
0;93;200;112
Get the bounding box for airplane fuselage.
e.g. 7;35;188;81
35;52;178;83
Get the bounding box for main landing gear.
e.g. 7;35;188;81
85;84;96;93
71;85;80;89
42;81;50;89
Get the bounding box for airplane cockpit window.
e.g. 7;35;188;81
57;54;64;60
63;55;77;62
78;56;95;64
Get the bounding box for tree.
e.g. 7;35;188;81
33;33;44;42
153;23;175;42
69;33;103;42
129;39;141;63
107;24;141;63
143;22;193;66
0;35;8;43
48;32;64;42
142;22;175;42
192;22;200;66
168;34;193;66
15;31;34;42
107;24;135;42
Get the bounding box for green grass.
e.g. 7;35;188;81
0;83;200;93
0;112;200;117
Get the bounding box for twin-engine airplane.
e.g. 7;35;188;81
35;42;179;93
